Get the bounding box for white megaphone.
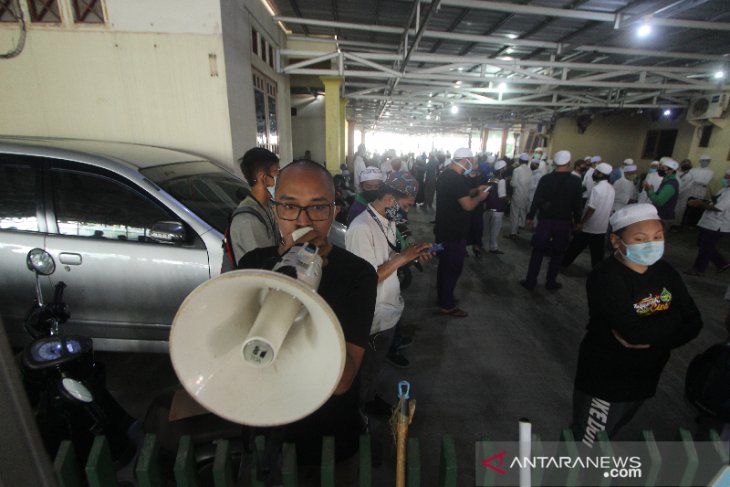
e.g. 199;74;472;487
169;232;345;427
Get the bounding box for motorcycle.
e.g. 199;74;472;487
20;248;136;466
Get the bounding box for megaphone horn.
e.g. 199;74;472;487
169;267;345;427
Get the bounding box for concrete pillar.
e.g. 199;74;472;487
347;120;356;169
320;76;343;173
340;99;348;167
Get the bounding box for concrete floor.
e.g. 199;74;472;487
101;207;730;486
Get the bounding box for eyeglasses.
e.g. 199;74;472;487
272;201;335;221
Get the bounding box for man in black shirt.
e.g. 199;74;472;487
237;160;377;481
520;150;582;291
434;148;489;317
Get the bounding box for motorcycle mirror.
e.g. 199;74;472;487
26;248;56;276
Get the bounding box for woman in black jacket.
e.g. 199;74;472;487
572;203;703;447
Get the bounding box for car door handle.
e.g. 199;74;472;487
59;253;82;265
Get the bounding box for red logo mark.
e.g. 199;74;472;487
481;451;507;475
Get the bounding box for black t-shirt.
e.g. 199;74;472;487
527;171;582;222
434;168;472;241
574;256;702;401
238;245;377;463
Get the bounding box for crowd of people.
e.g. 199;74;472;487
221;145;730;482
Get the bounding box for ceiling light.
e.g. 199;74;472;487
498;82;508;92
455;81;462;86
663;109;672;117
505;34;518;40
637;23;652;38
505;48;514;54
498;56;514;61
451;105;459;114
410;122;414;126
714;70;725;79
426;114;431;120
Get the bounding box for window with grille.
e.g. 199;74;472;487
71;0;104;23
253;69;279;155
0;0;21;22
251;27;276;70
28;0;61;23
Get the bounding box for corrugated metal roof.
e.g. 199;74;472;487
272;0;730;129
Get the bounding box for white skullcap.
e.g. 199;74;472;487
486;155;496;163
596;162;613;175
591;155;602;163
534;147;544;152
359;167;384;182
453;147;474;159
494;160;507;171
584;156;592;161
610;203;660;231
623;165;637;172
700;154;711;160
553;150;571;166
519;152;530;162
662;158;679;171
650;160;660;166
623;158;634;165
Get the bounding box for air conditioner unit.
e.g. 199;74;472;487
687;93;729;121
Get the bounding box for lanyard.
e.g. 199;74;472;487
366;206;401;252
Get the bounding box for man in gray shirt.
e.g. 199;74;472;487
230;147;282;264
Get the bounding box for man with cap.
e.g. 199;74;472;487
528;157;543;205
609;158;633;184
562;162;616;270
509;152;532;238
638;161;662;203
612;164;639;212
685;169;730;276
644;158;680;228
226;147;281;268
435;148;490;317
484;160;509;254
671;159;695;231
520;150;583;291
352;144;368;189
686;154;715;226
346;172;433;417
572;203;702;446
348;167;385;225
582;156;601;206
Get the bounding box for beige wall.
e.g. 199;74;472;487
549;113;648;168
291;95;326;163
547;112;719;175
0;0;293;175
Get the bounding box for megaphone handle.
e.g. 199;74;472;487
243;289;302;366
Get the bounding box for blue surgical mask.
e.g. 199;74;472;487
648;168;657;173
385;200;401;221
455;160;473;177
620;240;664;266
722;179;728;188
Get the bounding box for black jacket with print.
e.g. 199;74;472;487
575;256;702;401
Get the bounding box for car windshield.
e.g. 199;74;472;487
141;161;248;233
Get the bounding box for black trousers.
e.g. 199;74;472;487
562;231;605;269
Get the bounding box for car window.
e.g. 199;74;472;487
141;161;248;233
51;168;177;243
0;163;40;232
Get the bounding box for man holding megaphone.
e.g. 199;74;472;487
237;159;378;483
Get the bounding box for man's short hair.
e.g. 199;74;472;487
278;159;336;197
239;147;279;186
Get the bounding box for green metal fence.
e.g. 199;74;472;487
53;429;727;487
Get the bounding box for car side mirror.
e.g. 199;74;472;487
149;221;187;244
